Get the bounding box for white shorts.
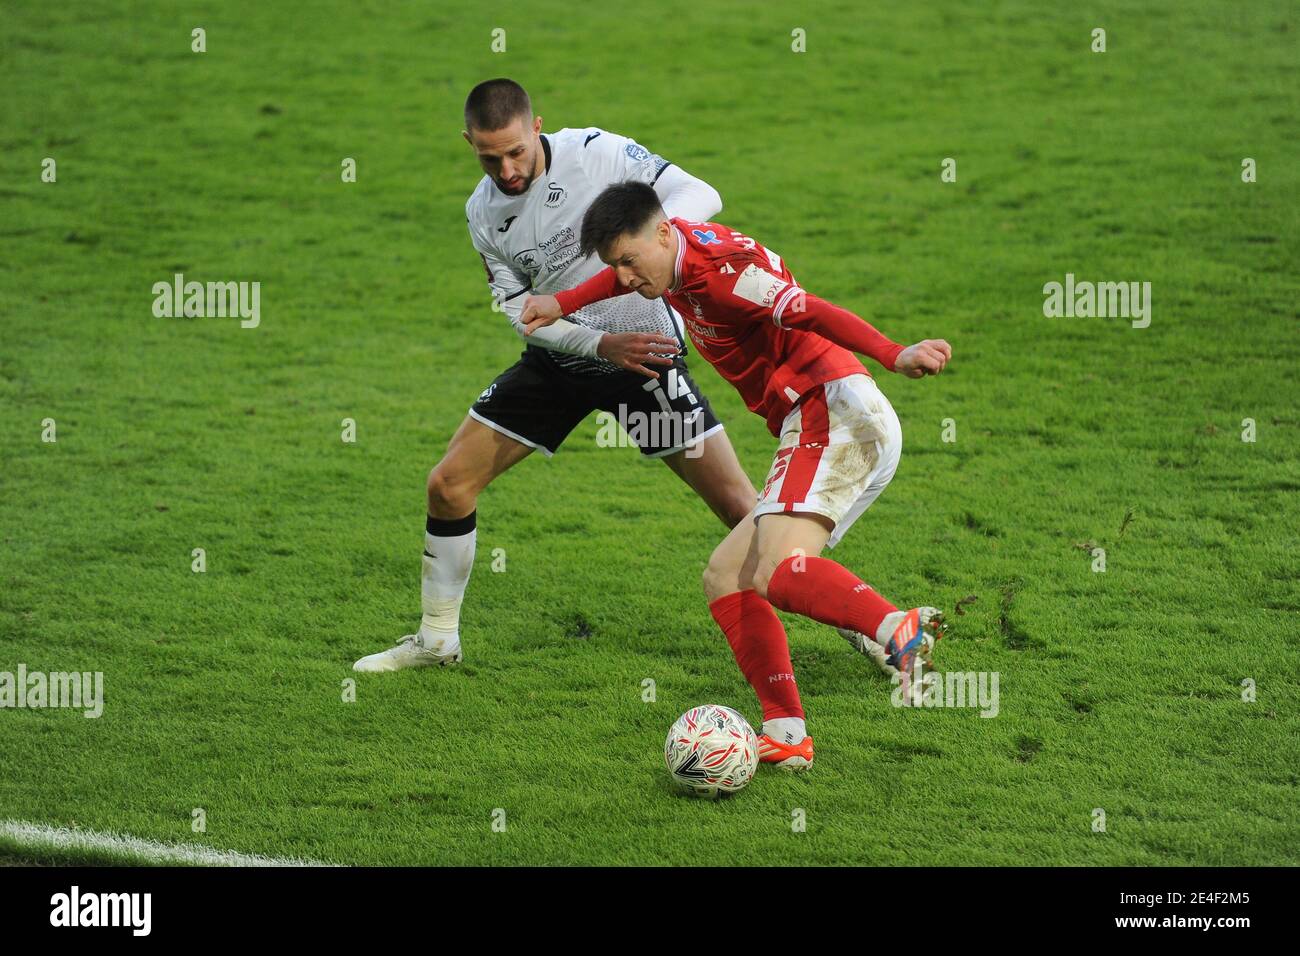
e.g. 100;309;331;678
754;374;902;548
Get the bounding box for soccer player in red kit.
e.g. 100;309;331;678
521;182;952;769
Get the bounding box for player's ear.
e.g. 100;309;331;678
532;115;542;136
462;129;472;145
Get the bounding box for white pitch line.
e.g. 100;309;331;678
0;820;338;867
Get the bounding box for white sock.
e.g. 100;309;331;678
761;717;807;744
418;513;476;652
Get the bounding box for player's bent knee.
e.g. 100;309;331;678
702;551;741;603
426;466;477;519
701;564;728;604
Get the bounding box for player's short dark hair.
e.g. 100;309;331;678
580;181;666;259
464;78;532;132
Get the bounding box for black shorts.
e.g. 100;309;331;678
469;346;724;457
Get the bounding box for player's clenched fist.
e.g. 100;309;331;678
893;339;952;378
520;294;564;334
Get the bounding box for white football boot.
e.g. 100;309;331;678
352;633;462;672
839;626;903;677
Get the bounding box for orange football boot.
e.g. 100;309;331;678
757;733;815;770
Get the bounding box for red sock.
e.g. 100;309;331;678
708;589;804;721
766;556;898;641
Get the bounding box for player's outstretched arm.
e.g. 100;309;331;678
780;292;950;377
520;267;629;333
521;292;679;380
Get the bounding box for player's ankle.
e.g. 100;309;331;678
417;628;460;654
761;717;806;744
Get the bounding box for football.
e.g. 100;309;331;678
664;704;759;799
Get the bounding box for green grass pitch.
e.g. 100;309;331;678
1;1;1297;866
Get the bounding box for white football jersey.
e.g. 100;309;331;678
466;127;684;376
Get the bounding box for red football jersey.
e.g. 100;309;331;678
555;217;905;436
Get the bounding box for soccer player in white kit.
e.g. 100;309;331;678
353;79;758;672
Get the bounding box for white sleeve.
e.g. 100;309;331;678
466;218;602;358
524;316;603;357
653;163;722;222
